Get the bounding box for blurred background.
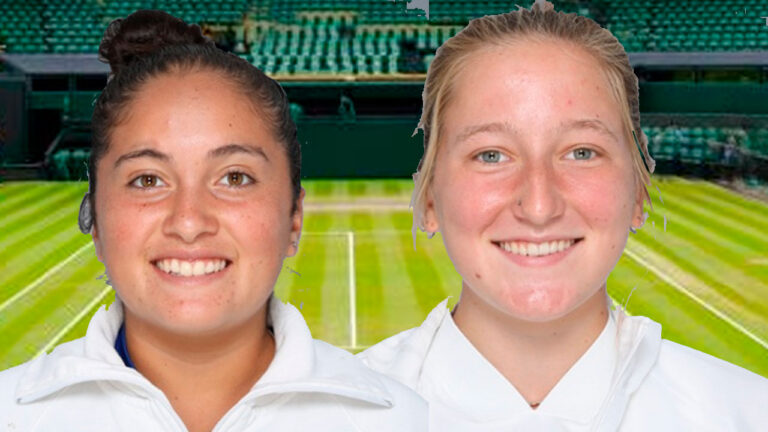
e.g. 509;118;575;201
0;0;767;377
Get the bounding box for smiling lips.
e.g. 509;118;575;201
494;238;582;257
154;258;230;277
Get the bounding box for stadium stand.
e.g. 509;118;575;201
2;1;767;56
1;0;767;182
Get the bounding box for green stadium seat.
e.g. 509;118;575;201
51;150;71;180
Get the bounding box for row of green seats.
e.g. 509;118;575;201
49;149;91;181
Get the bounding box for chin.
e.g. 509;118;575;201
492;283;585;323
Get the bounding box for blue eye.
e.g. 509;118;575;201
569;148;596;160
475;150;508;164
130;174;166;189
218;170;255;188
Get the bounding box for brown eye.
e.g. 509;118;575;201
130;174;166;189
218;170;254;188
229;172;243;185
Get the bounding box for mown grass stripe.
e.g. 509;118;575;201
656;184;768;246
0;182;76;220
0;183;72;214
626;246;768;351
304;179;335;198
628;237;767;340
0;185;86;233
1;231;94;304
0;256;105;370
608;255;768;378
46;291;117;352
391;211;447;316
633;216;768;321
0;199;83;253
37;286;113;356
419;232;462;308
346;179;368;198
0;242;93;316
382;179;411;197
657;183;768;241
319;211;354;346
374;213;425;340
350;212;386;347
657;179;768;225
281;213;344;344
641;191;768;264
0;182;54;202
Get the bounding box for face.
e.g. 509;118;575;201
92;69;302;335
425;39;644;322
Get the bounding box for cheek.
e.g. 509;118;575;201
434;166;510;233
567;169;635;238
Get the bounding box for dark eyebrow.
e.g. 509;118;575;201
557;119;618;141
454;122;518;145
114;148;170;169
113;143;268;169
207;143;269;161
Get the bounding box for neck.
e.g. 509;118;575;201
452;283;609;407
123;307;275;431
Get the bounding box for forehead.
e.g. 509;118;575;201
107;69;277;159
442;39;623;138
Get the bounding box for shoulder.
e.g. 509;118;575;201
357;299;451;390
311;340;427;431
655;339;768;400
0;359;40;430
627;339;768;430
0;361;30;403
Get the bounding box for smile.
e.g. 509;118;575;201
153;259;230;277
494;239;582;257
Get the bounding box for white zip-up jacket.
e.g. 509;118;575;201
359;299;768;431
0;296;427;431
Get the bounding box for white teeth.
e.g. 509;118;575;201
154;258;228;277
497;239;577;257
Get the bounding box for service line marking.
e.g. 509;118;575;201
35;286;112;357
624;247;768;351
347;231;357;349
0;242;93;316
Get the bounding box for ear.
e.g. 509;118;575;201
286;187;305;257
422;187;440;234
630;182;647;230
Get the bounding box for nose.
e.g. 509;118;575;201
162;185;218;243
512;160;566;226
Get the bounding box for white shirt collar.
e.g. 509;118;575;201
16;295;393;407
421;303;618;425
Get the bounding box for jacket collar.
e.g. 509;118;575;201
418;299;661;427
16;295;393;408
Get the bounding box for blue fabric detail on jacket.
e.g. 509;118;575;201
114;322;136;369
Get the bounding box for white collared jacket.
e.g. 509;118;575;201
359;299;768;431
0;296;427;431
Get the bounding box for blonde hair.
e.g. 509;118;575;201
411;0;655;233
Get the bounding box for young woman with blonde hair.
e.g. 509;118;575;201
361;1;768;430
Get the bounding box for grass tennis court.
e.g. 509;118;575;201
0;177;766;378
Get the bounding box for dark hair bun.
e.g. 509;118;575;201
99;10;212;76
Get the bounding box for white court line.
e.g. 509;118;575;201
0;242;93;315
624;247;768;351
35;286;112;356
347;231;358;349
